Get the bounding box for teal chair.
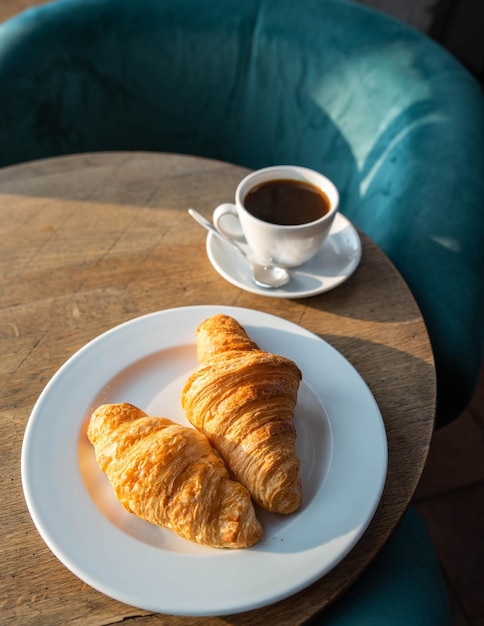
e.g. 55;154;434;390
4;0;483;621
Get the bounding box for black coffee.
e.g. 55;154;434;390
244;179;330;226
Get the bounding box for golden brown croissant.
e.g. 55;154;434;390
181;314;302;514
87;403;262;548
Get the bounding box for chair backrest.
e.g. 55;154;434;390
1;0;483;426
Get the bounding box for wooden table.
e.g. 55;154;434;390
0;152;435;626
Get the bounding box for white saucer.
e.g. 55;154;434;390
206;213;362;298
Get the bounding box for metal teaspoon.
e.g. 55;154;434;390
188;208;290;289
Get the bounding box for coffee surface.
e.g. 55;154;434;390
244;179;330;225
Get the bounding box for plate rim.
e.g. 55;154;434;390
21;305;387;616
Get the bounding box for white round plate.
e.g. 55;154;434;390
21;305;387;616
206;213;362;298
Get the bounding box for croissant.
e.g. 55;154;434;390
87;403;262;548
181;314;302;514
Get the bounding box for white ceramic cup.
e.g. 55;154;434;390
213;165;339;268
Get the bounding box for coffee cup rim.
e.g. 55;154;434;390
235;165;339;229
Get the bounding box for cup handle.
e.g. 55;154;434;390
213;203;243;239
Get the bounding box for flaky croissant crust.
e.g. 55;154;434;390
87;403;262;549
182;314;302;514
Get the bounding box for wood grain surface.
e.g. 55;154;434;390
0;152;436;625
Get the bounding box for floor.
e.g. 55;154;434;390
413;364;484;625
1;2;483;625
